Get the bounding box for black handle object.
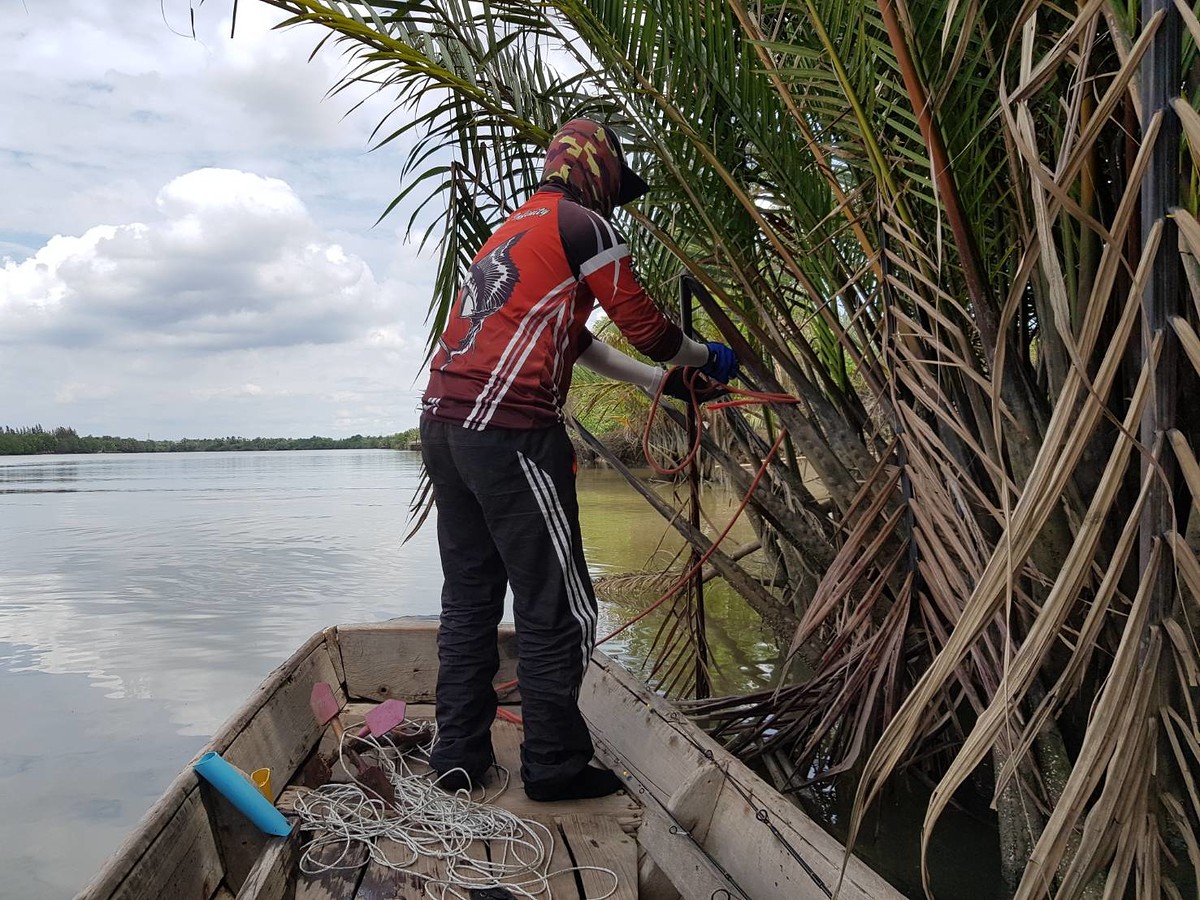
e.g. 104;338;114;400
679;271;715;313
678;272;710;700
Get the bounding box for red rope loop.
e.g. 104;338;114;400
600;372;800;646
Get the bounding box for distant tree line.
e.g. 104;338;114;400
0;425;421;456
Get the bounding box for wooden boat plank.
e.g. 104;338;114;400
634;790;745;900
198;778;270;891
484;717;640;821
316;705;639;821
313;728;358;784
323;625;347;687
275;785;312;815
337;622;520;703
533;818;583;900
105;786;224;900
86;621;904;900
354;838;443;900
582;654;903;900
331;702;434;749
293;836;368;900
78;769;201;900
232;832;299;900
338;702;378;733
81;630;331;899
223;641;343;793
556;814;638;900
462;838;492;890
211;630;334;766
486;835;536;895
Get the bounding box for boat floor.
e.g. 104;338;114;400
278;702;643;900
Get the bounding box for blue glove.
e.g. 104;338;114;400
701;341;739;384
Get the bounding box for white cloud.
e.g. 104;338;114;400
0;2;448;439
54;381;116;404
0;1;418;266
1;168;381;353
0;168;434;437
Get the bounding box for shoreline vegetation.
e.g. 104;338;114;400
1;425;648;469
0;425;422;456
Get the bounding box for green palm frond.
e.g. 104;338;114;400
233;0;1200;894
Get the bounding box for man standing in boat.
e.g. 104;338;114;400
419;119;739;801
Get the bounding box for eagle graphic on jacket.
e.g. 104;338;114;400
438;233;523;366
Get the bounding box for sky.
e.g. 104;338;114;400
0;1;439;439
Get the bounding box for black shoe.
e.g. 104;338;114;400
433;768;484;792
524;766;623;802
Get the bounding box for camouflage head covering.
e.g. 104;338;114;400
540;119;648;218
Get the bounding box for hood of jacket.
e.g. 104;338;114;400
539;119;647;218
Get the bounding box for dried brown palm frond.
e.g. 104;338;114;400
684;2;1200;894
230;0;1200;894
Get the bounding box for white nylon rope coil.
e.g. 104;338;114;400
292;719;619;900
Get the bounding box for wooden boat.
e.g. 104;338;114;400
77;619;903;900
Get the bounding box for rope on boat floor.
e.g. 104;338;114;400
291;722;619;900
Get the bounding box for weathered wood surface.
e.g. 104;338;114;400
534;818;582;899
104;786;224;900
79;630;330;900
557;814;638;900
486;835;532;894
312;703;641;824
222;642;342;797
198;778;269;892
337;621;520;703
666;762;722;842
78;770;206;900
322;626;346;687
233;832;299;900
462;839;492;890
638;851;683;900
354;838;441;900
582;653;904;900
467;715;640;822
293;837;367;900
634;790;743;900
84;620;904;900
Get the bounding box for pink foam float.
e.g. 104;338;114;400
356;698;407;738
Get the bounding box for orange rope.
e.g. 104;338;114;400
495;707;523;726
597;427;786;645
602;370;800;645
641;367;796;476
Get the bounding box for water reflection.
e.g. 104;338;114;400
0;646;201;899
0;459;81;484
577;468;781;695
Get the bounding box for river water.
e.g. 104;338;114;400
0;449;778;899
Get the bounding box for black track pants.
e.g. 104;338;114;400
419;417;597;786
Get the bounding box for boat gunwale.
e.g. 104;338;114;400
582;652;904;900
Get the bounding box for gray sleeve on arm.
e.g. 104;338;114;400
665;334;709;367
576;338;666;393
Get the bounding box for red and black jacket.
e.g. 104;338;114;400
421;185;684;430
